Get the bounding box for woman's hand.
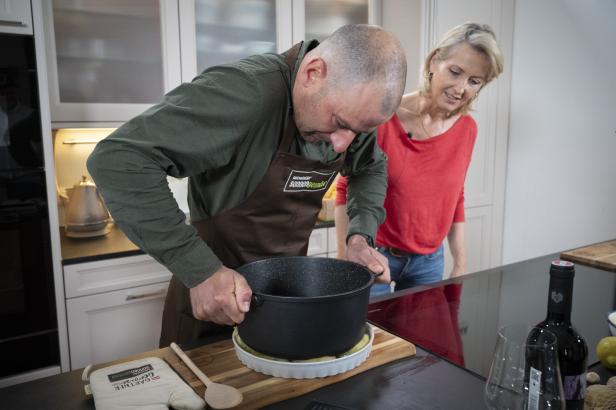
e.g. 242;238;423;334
189;265;252;325
345;234;391;284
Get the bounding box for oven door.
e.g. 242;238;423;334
0;67;43;171
0;170;59;377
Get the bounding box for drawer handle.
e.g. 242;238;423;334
126;289;167;301
0;20;27;27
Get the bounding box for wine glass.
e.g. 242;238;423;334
484;325;565;410
523;327;565;409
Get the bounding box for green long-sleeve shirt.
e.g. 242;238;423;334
87;41;387;287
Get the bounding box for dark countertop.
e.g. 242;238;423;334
366;251;616;377
60;225;142;265
3;252;614;409
60;220;335;265
0;344;487;410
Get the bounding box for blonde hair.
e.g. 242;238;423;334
419;22;504;115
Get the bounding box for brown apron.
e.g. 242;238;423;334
159;43;345;347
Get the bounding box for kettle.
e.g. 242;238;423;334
65;176;111;238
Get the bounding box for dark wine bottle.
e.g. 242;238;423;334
526;260;588;410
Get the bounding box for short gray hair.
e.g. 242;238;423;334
419;22;504;115
311;24;407;115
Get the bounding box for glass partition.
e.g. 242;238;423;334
194;0;276;73
305;0;368;41
52;0;164;104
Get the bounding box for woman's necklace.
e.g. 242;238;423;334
419;113;431;138
416;97;439;139
419;110;450;139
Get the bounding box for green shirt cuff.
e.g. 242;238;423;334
165;240;222;288
346;212;378;247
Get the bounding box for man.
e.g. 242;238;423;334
87;24;407;347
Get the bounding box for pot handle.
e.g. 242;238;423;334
250;294;264;308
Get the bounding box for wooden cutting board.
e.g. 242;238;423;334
560;239;616;272
95;326;415;409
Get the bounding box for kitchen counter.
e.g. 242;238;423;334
3;251;614;409
59;220;335;265
0;342;486;410
60;224;141;265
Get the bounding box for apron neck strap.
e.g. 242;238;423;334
279;42;303;154
281;42;303;73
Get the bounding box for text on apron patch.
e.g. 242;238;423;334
283;170;336;192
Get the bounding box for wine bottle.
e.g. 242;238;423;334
526;260;588;410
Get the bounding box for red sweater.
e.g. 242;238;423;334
337;114;476;254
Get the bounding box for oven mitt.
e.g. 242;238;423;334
86;357;205;410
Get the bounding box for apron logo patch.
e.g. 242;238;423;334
283;170;336;192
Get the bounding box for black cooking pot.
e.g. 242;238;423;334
236;256;374;360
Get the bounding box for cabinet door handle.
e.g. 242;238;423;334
126;289;167;301
0;20;27;27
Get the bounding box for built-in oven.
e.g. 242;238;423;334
0;34;59;378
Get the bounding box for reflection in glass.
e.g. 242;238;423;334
195;0;276;73
305;0;368;41
52;0;164;104
366;255;616;404
368;284;465;366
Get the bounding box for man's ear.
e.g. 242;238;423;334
298;57;327;87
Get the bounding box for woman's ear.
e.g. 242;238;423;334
429;51;439;73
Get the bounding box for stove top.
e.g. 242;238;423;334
368;253;616;379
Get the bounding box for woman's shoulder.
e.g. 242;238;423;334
447;115;477;148
458;114;477;135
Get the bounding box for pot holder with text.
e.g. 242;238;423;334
84;356;205;410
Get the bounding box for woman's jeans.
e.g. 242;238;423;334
371;244;444;297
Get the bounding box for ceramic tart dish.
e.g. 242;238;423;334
232;324;374;379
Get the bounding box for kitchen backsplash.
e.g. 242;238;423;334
53;128;189;226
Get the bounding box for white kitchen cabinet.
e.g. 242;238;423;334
42;0;181;124
178;0;286;81
42;0;381;123
0;0;32;35
179;0;380;82
327;226;338;258
291;0;380;43
302;0;370;41
66;282;168;370
307;226;328;256
63;254;172;370
63;254;172;298
307;226;337;257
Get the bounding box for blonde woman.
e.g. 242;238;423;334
336;22;504;295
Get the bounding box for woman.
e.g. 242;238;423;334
336;22;504;295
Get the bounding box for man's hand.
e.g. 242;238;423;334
345;234;391;284
189;265;252;326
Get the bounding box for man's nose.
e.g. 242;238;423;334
329;129;356;153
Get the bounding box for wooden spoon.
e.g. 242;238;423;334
170;342;243;409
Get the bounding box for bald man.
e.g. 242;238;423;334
88;24;407;346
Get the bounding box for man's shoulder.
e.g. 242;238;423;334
191;53;290;102
203;53;288;81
